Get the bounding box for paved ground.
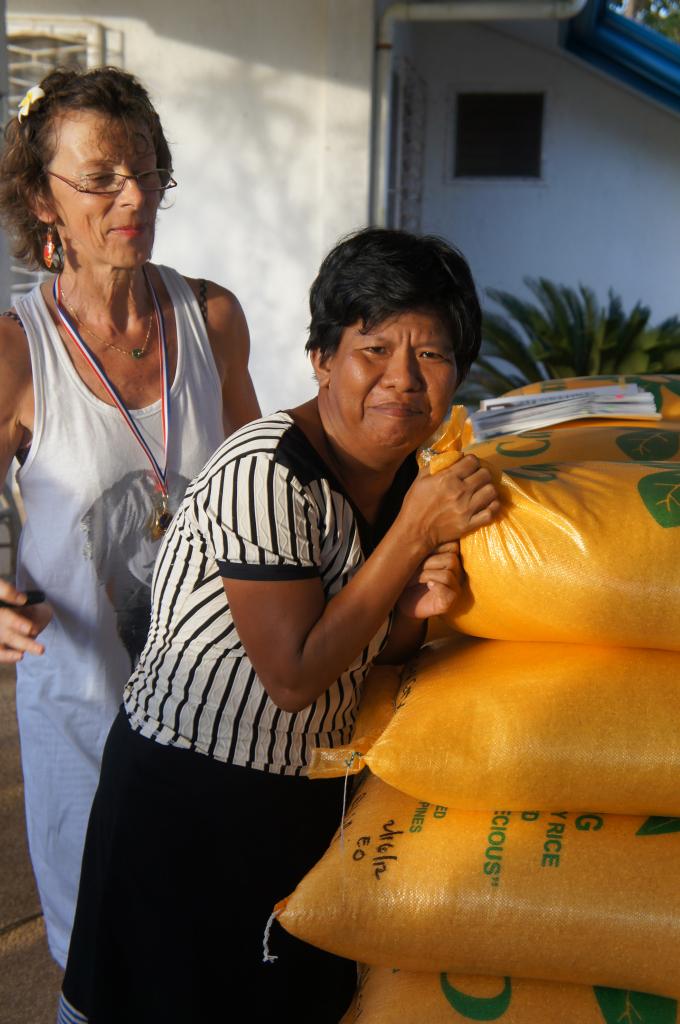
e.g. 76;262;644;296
0;664;62;1023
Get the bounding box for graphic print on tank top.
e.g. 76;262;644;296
81;468;190;666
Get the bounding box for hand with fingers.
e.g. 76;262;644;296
398;540;465;620
0;579;52;663
400;452;501;553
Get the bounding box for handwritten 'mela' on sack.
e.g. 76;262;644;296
276;774;680;999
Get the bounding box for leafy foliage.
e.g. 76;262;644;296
609;0;680;46
458;278;680;406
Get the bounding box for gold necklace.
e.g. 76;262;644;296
61;289;155;360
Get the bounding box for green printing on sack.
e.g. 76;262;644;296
504;463;560;482
439;975;512;1020
594;986;677;1023
627;376;680;413
496;433;552;459
636;817;680;836
616;430;680;461
637;470;680;527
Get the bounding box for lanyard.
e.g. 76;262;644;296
52;265;171;500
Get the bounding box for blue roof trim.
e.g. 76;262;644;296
565;0;680;113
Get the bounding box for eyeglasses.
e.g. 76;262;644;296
46;169;177;195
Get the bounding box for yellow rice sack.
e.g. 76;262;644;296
308;635;471;780
358;638;680;816
276;773;680;997
308;665;401;779
423;423;680;650
341;964;678;1024
505;374;680;421
469;422;680;464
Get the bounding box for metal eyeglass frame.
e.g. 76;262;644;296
46;169;178;195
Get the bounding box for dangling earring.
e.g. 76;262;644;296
43;225;55;269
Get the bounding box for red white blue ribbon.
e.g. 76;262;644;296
52;265;171;498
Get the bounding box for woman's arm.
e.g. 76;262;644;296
224;456;497;712
188;278;261;432
0;318;52;661
376;541;463;664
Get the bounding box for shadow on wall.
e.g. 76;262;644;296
159;59;341;409
6;0;370;87
5;0;373;411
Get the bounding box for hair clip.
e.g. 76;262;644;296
17;86;45;123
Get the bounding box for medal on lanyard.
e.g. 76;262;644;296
148;492;172;540
53;266;173;539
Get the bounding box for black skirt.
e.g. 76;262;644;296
63;709;356;1024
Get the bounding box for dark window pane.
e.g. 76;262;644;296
455;93;544;178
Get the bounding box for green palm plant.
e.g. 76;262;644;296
458;278;680;406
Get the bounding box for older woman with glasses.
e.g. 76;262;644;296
0;66;260;967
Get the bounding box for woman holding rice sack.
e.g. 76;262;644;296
61;227;499;1024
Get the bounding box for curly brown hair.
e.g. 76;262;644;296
0;65;172;272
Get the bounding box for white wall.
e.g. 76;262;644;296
403;18;680;323
6;0;374;412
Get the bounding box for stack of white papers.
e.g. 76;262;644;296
471;384;660;440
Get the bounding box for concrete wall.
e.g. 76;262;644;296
5;0;375;412
401;18;680;323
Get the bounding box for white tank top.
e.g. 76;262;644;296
11;265;228;951
12;265;226;965
14;265;225;697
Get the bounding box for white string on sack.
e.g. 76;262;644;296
262;909;281;963
339;751;356;849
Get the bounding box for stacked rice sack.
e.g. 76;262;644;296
341;965;678;1023
276;375;680;1022
433;380;680;650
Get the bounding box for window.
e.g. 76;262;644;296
6;17;118;301
566;0;680;111
454;93;544;179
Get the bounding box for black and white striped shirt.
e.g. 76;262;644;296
124;413;416;775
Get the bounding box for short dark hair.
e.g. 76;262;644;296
0;66;171;272
306;227;482;382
